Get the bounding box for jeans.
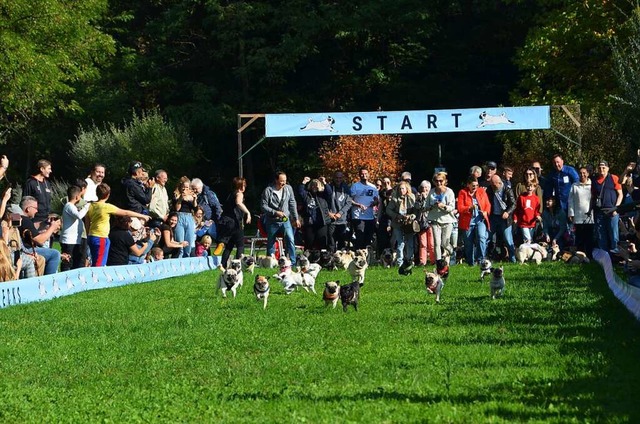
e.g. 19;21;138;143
174;212;196;257
463;220;488;266
392;227;415;267
128;240;155;264
489;215;516;262
595;212;619;251
520;227;534;244
267;219;296;262
351;219;376;249
35;247;61;275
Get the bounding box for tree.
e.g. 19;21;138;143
319;134;404;183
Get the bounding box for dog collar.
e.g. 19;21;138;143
323;292;339;301
254;285;269;294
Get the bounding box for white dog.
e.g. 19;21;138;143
477;111;515;128
272;270;317;294
299;263;322;279
516;243;548;265
300;116;336;132
218;267;241;298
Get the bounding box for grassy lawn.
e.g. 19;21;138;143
0;262;639;423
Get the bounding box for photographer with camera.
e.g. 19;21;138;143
18;196;61;275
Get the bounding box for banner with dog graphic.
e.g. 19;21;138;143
265;106;550;137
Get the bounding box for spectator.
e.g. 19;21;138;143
415;180;434;265
502;166;514;190
191;177;222;229
149;247;164;262
1;211;38;278
86;183;150;266
386;181;418;268
532;160;546;195
84;163;106;202
158;212;188;258
298;176;333;250
479;161;497;190
122;161;153;215
60;185;90;271
514;182;542;244
0;154;8;183
218;177;251;265
107;215;157;266
399;171;418;195
23;159;53;228
193;206;216;242
195;234;212;257
486;175;516;263
425;172;457;262
327;171;352;251
541;197;568;249
457;176;491;266
568;166;594;255
592;160;623;253
514;167;544;213
376;176;394;256
0;238;19;281
469;165;483;180
18;196;61;275
545;153;579;212
349;167;379;250
0;185;11;238
172;176;197;257
149;169;170;228
260;171;300;263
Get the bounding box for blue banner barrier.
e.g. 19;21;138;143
0;256;220;309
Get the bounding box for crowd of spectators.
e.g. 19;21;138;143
0;156;249;282
3;151;640;283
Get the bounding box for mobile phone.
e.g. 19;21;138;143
10;213;21;227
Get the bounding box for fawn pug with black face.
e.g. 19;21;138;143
218;266;241;298
323;280;341;309
253;275;270;309
278;256;292;274
380;248;396;268
257;255;278;269
241;255;256;274
479;259;493;281
333;250;354;270
490;267;505;299
424;271;444;303
229;259;243;288
348;253;368;285
340;281;362;312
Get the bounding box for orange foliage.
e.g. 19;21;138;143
319;134;404;183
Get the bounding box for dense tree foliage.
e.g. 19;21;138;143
1;0;639;191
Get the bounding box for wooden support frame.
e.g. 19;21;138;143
237;113;265;177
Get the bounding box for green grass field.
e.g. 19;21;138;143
1;262;639;423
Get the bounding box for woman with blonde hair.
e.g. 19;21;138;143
415;180;435;265
386;180;418;268
172;176;197;257
425;172;457;261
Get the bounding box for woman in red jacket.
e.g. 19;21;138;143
457;176;491;265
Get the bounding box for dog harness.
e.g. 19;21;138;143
323;291;339;301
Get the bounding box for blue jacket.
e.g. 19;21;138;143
545;165;579;211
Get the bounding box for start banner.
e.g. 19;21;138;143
265;106;550;137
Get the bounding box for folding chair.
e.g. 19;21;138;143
246;215;284;258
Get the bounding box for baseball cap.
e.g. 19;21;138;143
485;161;497;169
598;160;609;167
128;161;145;174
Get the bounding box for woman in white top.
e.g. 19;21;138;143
386;181;417;268
568;166;594;255
425;172;457;261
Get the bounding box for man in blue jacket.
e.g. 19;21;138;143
545;153;579;212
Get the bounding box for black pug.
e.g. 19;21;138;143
340;281;362;312
305;249;322;264
398;259;414;276
317;250;336;270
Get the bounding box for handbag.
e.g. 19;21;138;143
403;219;421;234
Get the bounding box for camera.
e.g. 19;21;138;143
10;213;21;227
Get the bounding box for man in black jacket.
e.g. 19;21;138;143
121;161;153;215
486;175;516;263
